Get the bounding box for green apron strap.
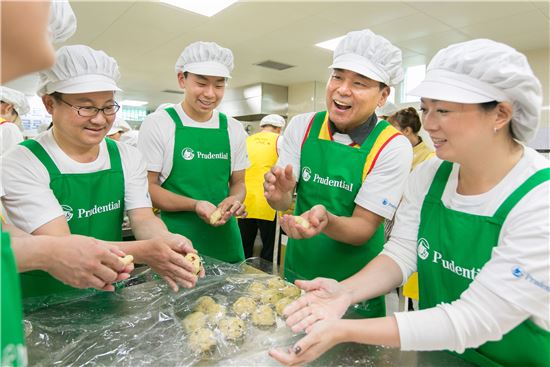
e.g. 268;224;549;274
305;112;327;141
425;161;453;200
360;119;390;152
492;168;550;222
20;139;61;177
218;112;228;130
105;138;123;172
165;107;184;128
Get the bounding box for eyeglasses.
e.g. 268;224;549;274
58;97;120;117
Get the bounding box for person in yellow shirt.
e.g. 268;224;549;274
388;107;435;170
388;107;435;309
239;114;285;261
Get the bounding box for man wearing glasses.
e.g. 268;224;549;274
1;45;202;299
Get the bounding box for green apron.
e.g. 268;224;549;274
284;111;386;317
1;227;27;366
417;161;550;367
160;107;244;263
18;138;125;298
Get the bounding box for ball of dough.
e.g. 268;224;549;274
247;281;266;300
195;296;216;313
182;311;207;333
266;277;286;290
185;253;203;275
294;216;310;229
281;284;302;299
206;304;227;325
232;296;256;317
275;297;293;316
188;328;216;353
252;304;276;326
260;289;283;305
218;316;246;341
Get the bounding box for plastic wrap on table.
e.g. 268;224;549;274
23;256;305;366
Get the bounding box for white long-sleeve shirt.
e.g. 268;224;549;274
381;146;550;352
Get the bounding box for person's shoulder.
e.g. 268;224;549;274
0;122;22;134
141;109;172;128
111;138;142;158
288;112;315;126
523;146;550;170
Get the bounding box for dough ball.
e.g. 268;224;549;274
247;281;266;300
232;296;256;317
266;277;286;290
188;328;216;353
275;297;293;316
182;311;207;333
251;304;276;326
185;253;203;275
218;316;246;341
260;289;283;305
209;209;222;225
294;216;310;229
206;304;227;325
195;296;216;313
281;284;302;299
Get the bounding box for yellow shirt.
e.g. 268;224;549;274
243;131;279;220
412;140;435;170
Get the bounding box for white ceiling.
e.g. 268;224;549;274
48;0;550;108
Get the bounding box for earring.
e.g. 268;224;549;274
493;127;498;133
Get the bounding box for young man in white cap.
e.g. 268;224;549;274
0;86;29;154
239;114;285;262
264;29;412;318
139;41;249;264
271;39;549;367
1;45;201;300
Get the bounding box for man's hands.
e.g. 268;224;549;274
264;164;296;211
140;233;205;292
195;196;246;227
280;204;329;240
41;235;134;292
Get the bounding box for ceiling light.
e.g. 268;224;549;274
160;0;238;17
120;99;148;107
315;36;345;51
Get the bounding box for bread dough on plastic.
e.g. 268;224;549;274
188;328;216;353
247;281;266;300
252;304;276;326
232;296;256;316
260;289;283;305
185;253;203;275
195;296;217;313
266;277;285;290
275;297;293;316
206;304;227;325
218;316;246;341
183;311;207;333
281;284;302;299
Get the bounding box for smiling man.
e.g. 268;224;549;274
264;29;412;318
1;45;201;298
138;41;249;263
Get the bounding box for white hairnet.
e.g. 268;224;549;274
376;101;399;118
175;41;234;78
0;86;30;116
260;114;285;128
410;39;542;143
330;29;403;86
108;116;131;135
37;45;121;96
48;0;77;43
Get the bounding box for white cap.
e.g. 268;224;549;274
376;101;399;117
0;87;30;116
175;41;233;78
410;39;542;143
108;116;131;135
260;114;286;128
330;29;403;86
48;0;77;43
37;45;122;96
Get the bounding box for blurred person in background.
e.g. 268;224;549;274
239;114;285;262
0;87;29;154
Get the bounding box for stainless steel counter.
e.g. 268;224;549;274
23;259;473;366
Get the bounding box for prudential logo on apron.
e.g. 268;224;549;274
61;205;74;222
302;166;312;182
182;148;195;160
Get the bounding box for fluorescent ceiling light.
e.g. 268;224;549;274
160;0;238;17
120;99;148;107
315;36;345;51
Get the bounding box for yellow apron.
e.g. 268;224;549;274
242;131;279;221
